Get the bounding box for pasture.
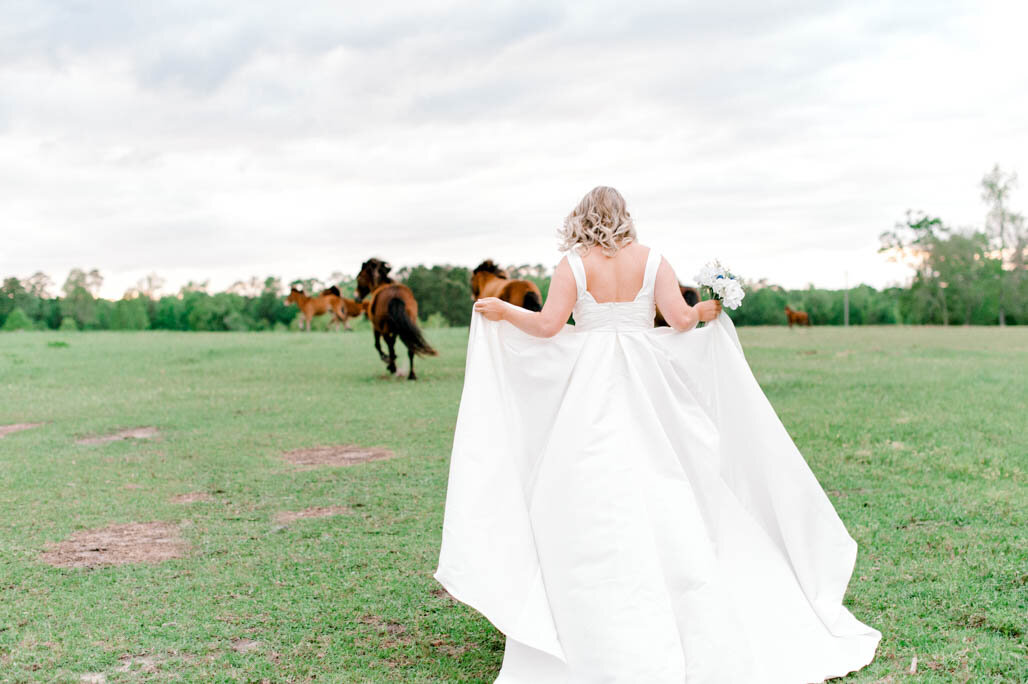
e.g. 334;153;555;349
0;325;1025;682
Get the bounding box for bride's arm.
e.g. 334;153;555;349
655;257;721;331
472;257;577;337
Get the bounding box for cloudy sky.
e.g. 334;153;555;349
2;0;1026;298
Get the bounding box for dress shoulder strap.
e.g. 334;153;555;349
565;250;587;299
640;248;662;295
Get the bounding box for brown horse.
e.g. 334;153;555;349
286;287;353;331
470;260;543;311
355;258;437;380
654;285;701;327
322;286;364;330
785;306;811;327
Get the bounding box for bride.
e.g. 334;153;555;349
435;187;881;683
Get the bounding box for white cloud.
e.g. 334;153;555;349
0;0;1025;298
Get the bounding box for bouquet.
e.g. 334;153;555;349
695;260;745;310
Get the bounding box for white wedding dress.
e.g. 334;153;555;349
435;248;881;683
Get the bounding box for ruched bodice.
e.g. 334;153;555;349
566;248;660;332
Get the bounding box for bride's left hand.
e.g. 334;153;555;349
474;297;507;321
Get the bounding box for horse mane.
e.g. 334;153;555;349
323;285;341;297
473;260;508;279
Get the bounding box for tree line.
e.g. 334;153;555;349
2;167;1024;331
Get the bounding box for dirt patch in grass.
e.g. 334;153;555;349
431;587;456;602
430;637;473;658
114;652;163;673
0;422;43;438
274;505;350;524
359;614;412;647
76;427;159;446
282;445;394;468
169;492;214;504
230;638;260;653
40;521;189;568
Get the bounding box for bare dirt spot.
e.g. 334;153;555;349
115;652;163;673
79;675;106;684
274;506;350;524
359;614;413;647
123;482;144;490
0;422;43;439
169;492;214;504
230;638;260;653
40;521;189;568
282;444;394;468
430;637;473;658
76;427;159;446
431;587;456;602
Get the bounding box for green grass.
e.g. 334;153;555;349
0;326;1025;682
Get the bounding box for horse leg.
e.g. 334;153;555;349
407;341;417;381
385;333;398;375
374;331;389;363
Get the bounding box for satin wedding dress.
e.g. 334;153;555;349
435;248;881;683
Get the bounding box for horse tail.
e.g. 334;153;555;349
387;297;438;356
522;290;542;312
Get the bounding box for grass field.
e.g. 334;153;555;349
0;325;1025;682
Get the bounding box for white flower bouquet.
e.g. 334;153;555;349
695;260;745;310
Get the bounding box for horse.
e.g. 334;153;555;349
286;287;351;331
322;286;364;330
355;258;437;380
785;306;811;327
470;260;543;311
654;285;701;327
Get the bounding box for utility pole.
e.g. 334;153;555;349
844;270;850;327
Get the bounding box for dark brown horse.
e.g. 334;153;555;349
470;260;543;311
355;258;437;380
785;306;811;327
654;285;701;327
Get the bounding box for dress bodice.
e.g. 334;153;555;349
565;247;660;332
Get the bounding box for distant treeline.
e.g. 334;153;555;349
0;262;1022;332
3;167;1025;331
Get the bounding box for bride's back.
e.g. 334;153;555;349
578;242;652;303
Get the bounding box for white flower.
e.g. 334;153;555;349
695;259;745;310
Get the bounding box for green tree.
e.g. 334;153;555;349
981;165;1027;325
398;265;474;327
111;297;150;330
1;307;34;331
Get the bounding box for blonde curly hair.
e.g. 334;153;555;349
558;186;637;256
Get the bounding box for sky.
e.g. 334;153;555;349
1;0;1026;299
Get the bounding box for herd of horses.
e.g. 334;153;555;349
285;258;812;380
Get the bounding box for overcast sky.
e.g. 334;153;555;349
2;0;1026;298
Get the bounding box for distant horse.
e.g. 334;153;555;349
322;286;364;330
654;285;701;327
286;287;351;331
355;258;437;380
470;260;543;311
785;306;811;327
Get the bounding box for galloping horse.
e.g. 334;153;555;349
470;260;543;311
654;285;701;327
355;258;437;380
785;306;811;327
322;286;364;330
286;287;352;331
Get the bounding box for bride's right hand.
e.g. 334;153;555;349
474;297;508;321
696;300;722;322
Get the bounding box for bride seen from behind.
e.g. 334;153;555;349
473;186;722;335
437;186;881;683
